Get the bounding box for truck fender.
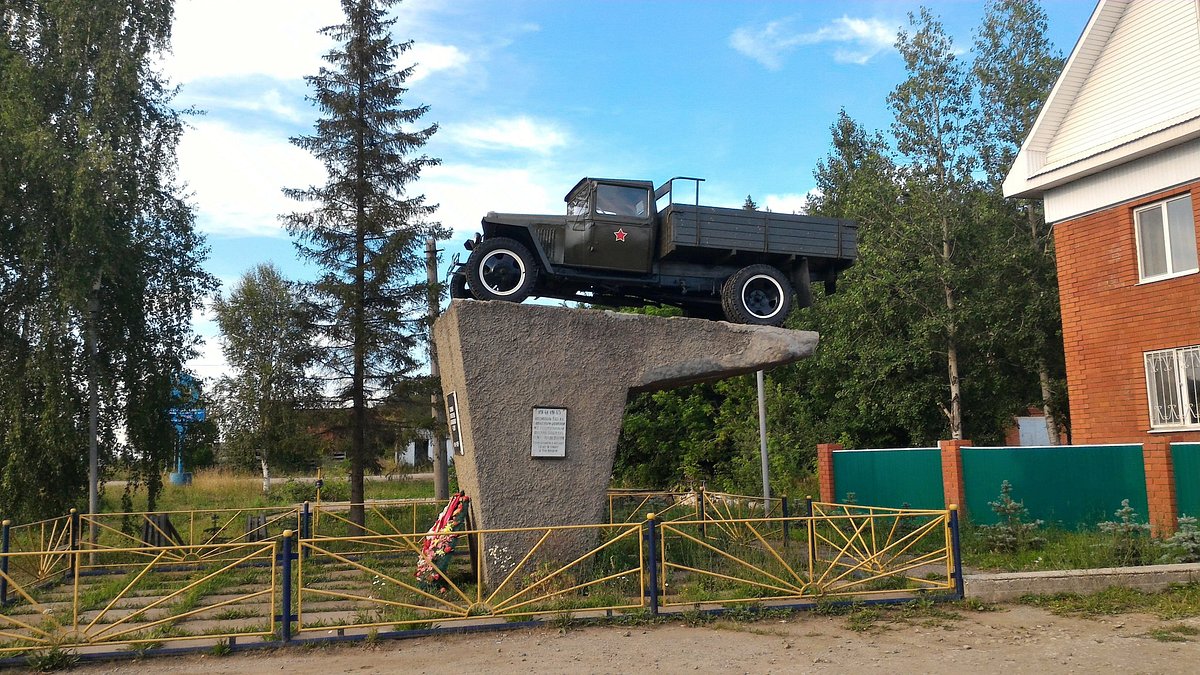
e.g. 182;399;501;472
481;220;556;274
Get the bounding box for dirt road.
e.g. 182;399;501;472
67;603;1199;674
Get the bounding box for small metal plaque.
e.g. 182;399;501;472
531;407;567;458
446;392;464;456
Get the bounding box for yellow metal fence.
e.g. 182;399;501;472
0;497;962;660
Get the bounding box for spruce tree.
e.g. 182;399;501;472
283;0;445;529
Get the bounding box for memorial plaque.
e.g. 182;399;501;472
446;392;464;455
531;407;567;458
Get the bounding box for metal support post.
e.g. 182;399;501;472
756;370;770;513
427;238;449;501
279;530;296;642
949;505;965;599
806;496;816;578
301;502;312;559
1;519;9;605
645;514;660;615
697;486;707;539
781;495;790;545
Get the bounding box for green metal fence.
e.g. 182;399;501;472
832;448;944;510
961;445;1147;527
1172;443;1200;519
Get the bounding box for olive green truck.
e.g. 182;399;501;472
449;177;856;326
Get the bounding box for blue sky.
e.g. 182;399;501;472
167;0;1097;382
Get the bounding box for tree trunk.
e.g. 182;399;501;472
260;456;271;495
942;216;963;440
347;4;368;533
1038;357;1062;444
1028;200;1062;445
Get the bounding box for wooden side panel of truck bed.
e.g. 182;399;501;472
659;204;857;261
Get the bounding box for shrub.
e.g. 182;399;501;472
981;480;1044;553
272;478;349;504
1157;516;1200;564
1097;499;1151;566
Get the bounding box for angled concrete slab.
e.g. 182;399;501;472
433;300;817;580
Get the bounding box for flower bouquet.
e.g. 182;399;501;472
415;491;470;593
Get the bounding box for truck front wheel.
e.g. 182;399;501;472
466;237;538;302
721;265;794;326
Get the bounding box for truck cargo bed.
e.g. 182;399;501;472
659;204;856;263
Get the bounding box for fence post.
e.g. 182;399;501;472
1143;439;1179;537
697;486;707;539
1;519;9;605
645;513;660;616
805;496;816;581
781;495;790;546
939;439;971;515
816;443;841;502
68;508;79;573
948;505;964;599
279;529;295;642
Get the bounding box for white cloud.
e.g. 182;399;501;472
763;192;816;215
178;120;324;237
447;117;569;154
194;88;305;123
166;0;342;83
730;15;897;69
166;1;467;84
407;43;470;82
421;163;563;243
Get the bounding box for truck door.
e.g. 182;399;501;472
582;183;655;273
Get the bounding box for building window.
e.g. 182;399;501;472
1135;194;1197;282
1145;346;1200;429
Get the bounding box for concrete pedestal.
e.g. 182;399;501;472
432;300;817;580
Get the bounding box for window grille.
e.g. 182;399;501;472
1145;346;1200;429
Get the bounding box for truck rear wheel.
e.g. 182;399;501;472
721;265;794;326
466;237;538;302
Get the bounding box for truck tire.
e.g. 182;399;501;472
465;237;538;302
721;264;794;326
449;272;469;299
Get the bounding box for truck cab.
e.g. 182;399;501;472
563;178;656;273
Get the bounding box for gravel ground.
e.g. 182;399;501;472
64;603;1200;674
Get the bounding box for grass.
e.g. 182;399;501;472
101;468;436;514
960;523;1155;572
1146;624;1200;642
1019;582;1200;620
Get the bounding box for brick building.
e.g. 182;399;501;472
1005;0;1200;448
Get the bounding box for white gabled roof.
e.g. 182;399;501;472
1004;0;1200;199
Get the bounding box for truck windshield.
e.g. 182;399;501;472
595;184;649;218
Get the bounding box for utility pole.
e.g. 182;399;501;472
427;238;449;500
88;274;101;550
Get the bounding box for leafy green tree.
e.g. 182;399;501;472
283;0;446;528
213;264;321;473
972;0;1068;441
887;7;978;440
0;2;215;519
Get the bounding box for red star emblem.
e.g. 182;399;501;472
614;228;628;242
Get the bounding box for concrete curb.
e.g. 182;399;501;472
965;562;1200;602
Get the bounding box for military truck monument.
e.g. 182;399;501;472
433;177;858;580
449;177;856;327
